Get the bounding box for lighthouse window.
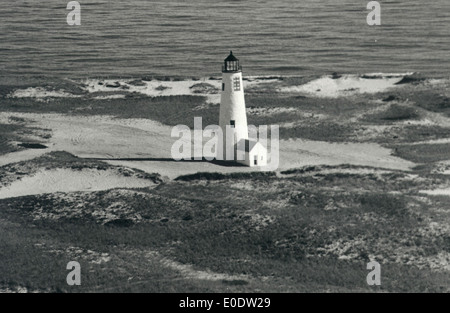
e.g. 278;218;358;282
233;77;240;91
222;83;225;91
230;120;235;128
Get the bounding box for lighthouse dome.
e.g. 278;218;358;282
223;51;241;73
224;51;238;62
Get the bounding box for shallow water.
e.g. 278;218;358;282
0;0;449;80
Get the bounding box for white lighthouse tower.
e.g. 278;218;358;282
219;51;248;161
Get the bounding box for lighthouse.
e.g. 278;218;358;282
219;51;249;161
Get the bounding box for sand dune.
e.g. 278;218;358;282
280;74;410;98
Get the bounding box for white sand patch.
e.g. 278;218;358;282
81;77;279;104
0;168;155;199
7;87;81;100
419;188;450;196
94;94;126;100
247;107;297;116
404;138;450;145
0;112;414;179
0;286;39;293
279;139;414;171
83;79;205;97
422;252;450;272
400;119;436;126
280;74;407;98
0;149;50;167
0;112;173;160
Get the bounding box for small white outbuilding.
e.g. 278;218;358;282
236;139;268;167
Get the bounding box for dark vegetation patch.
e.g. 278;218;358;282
394;73;426;85
154;85;171;91
18;143;47;149
279;76;313;87
382;95;398;102
396;91;450;117
104;219;135;227
245;95;369;141
280;164;401;175
222;279;249;286
175;171;276;182
0;124;21;155
0;95;207;127
364;104;420;123
0;117;52;156
126;80;147;87
280;122;352;142
0;85;17;98
246;95;370;116
281;166;321;175
392;143;450;163
368;125;450;145
189;83;219;94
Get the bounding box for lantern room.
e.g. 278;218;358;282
222;51;242;73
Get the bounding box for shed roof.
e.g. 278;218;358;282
236;139;265;153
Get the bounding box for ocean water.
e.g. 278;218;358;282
0;0;449;81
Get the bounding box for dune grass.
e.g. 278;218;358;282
364;104;420;123
1;79;450;292
1;162;449;292
392;143;450;163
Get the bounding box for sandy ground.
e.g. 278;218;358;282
279;139;413;171
279;74;411;98
0;168;155;199
420;188;450;196
0;112;414;182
